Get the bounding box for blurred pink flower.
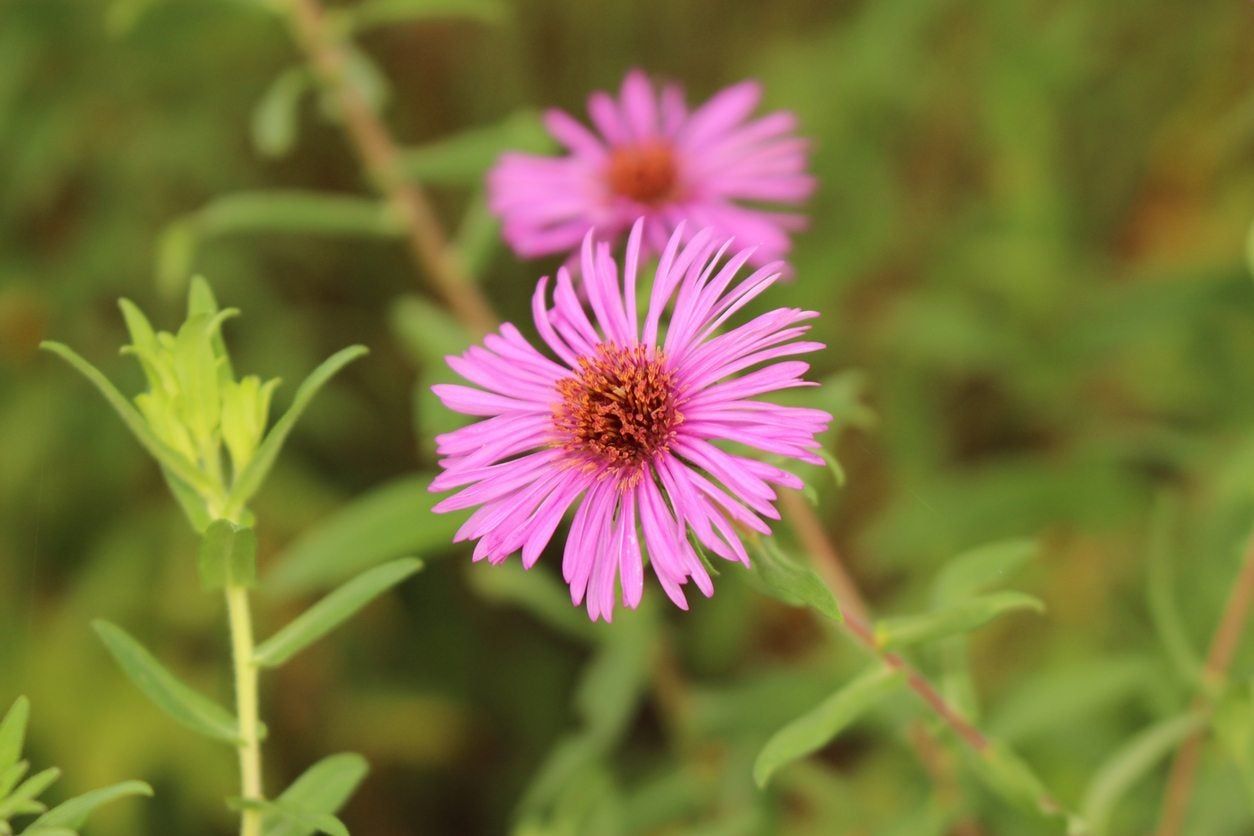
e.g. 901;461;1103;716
489;70;814;268
431;222;831;621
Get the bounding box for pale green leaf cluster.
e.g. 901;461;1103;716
0;698;150;835
41;277;367;527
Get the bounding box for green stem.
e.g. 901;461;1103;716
226;583;264;836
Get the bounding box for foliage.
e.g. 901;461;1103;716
3;0;1253;833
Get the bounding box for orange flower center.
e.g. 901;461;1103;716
553;344;682;482
606;143;680;205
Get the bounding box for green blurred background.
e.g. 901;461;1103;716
2;0;1254;833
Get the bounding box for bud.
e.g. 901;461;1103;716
221;374;280;474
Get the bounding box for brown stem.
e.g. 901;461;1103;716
1155;531;1254;836
780;492;1070;816
780;490;870;624
283;0;499;336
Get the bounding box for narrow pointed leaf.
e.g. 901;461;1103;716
875;591;1044;650
28;780;154;830
225;345;368;515
0;766;59;818
39;342;212;495
231;799;347;836
971;741;1074;822
254;559;422;668
266;474;460;597
1146;497;1202;683
0;761;28;799
1082;713;1203;836
262;753;369;836
252;68;311;158
819;448;846;488
397;110;552;185
196;192;401;240
0;696;30;774
745;538;842;622
933;539;1037;604
93;620;240;744
755;666;903;787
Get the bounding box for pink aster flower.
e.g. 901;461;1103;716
430;221;831;621
489;69;814;268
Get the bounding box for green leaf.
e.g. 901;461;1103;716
0;766;58;819
1082;713;1204;836
454;192;500;282
818;449;846;488
262;753;369;836
196;192;401;240
933;538;1037;604
0;761;28;799
874;591;1044;650
232;799;347;836
397;109;554;186
39;342;213;496
198;519;258;591
224;345;368;517
754;665;903;787
266;474;460;597
92;620;241;744
1146;496;1202;683
0;696;30;775
254;559;422;668
252;68;311;158
27;781;153;830
332;0;507;34
155;219;198;295
989;657;1155;744
744;538;842;622
338;46;390;113
971;741;1072;821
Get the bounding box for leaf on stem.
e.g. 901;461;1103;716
254;559;422;668
261;753;369;836
0;697;30;776
1146;495;1203;684
92;620;242;745
1081;712;1204;836
39;342;212;496
874;591;1044;650
265;474;459;596
252;68;312;158
26;781;154;831
225;345;369;515
754;665;903;787
932;538;1037;604
744;538;842;622
397;110;555;186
